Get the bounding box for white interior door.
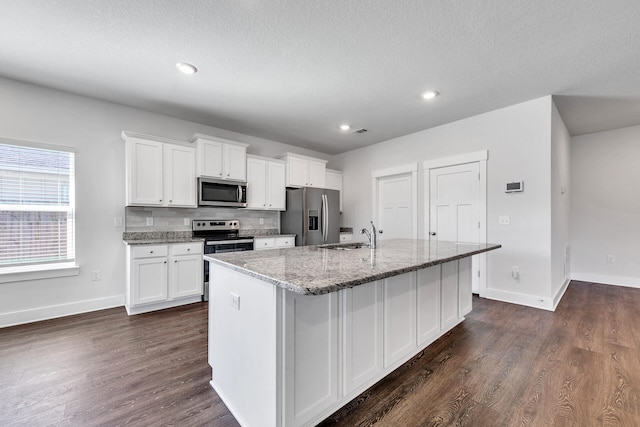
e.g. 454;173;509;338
429;163;481;291
377;173;413;239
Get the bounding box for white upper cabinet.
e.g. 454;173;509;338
164;144;197;207
123;132;196;207
325;168;343;212
276;153;327;188
190;134;248;181
246;155;286;210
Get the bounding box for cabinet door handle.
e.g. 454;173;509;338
164;261;167;264
187;248;190;251
150;251;154;254
174;260;177;263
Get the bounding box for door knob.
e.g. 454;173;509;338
430;232;436;236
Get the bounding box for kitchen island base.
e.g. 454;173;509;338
208;257;472;427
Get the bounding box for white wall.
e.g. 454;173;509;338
333;96;557;309
550;102;571;304
0;77;329;327
570;125;640;288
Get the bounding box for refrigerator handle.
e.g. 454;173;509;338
320;194;324;242
322;194;329;242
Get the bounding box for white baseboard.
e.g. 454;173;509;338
0;295;125;328
552;278;571;310
570;273;640;289
480;288;555;311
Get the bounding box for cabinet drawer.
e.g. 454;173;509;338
340;233;353;242
132;245;168;258
171;242;203;256
275;236;294;248
255;238;275;250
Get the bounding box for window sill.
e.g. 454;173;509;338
0;263;80;283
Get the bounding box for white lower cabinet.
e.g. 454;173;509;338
126;242;203;315
383;272;417;368
131;246;169;306
207;259;473;427
441;260;460;330
339;233;353;242
254;236;295;250
458;257;473;316
284;291;339;427
342;280;384;394
417;266;442;345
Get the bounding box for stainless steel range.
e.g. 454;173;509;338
192;219;254;301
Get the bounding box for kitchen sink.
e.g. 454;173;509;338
320;243;371;250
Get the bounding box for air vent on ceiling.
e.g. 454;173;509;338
352;128;368;134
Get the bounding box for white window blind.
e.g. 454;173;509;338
0;142;76;269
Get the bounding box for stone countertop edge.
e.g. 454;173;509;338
253;234;296;238
123;237;205;245
204;243;501;296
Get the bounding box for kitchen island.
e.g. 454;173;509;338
205;239;500;427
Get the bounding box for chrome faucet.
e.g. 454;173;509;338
360;221;382;249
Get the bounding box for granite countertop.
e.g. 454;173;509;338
122;231;204;245
205;239;501;295
254;234;296;238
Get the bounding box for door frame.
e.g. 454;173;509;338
371;163;419;239
422;150;488;294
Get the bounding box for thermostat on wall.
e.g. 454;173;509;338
505;181;524;193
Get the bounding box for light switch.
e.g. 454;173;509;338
146;217;153;226
499;216;511;225
114;217;123;227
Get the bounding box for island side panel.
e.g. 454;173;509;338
209;263;278;427
441;260;460;330
342;280;384;395
283;290;340;427
417;265;442;345
459;257;472;316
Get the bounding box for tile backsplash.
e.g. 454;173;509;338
126;206;279;233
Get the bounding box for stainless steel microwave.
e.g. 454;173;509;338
198;177;247;207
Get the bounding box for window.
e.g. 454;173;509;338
0;140;76;272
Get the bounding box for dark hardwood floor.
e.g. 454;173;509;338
2;281;640;426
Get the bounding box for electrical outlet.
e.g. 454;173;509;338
183;218;190;226
230;293;240;310
259;217;264;225
607;255;615;264
512;266;520;279
114;217;123;227
146;217;153;226
499;216;511;225
91;270;102;281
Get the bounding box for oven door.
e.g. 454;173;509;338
203;239;254;301
198;177;247;207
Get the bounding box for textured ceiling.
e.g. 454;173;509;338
1;0;639;155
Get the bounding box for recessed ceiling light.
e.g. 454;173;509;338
421;90;439;100
339;124;351;131
176;62;198;75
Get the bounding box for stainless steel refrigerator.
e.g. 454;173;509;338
280;187;340;246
